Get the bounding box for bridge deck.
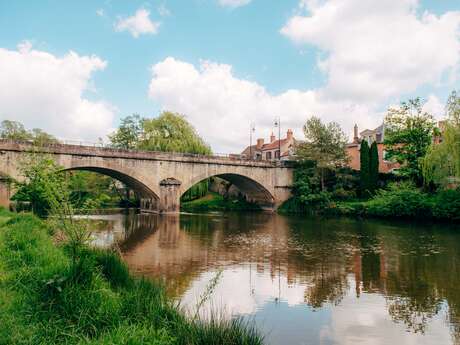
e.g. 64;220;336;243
0;140;294;168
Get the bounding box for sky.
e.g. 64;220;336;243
0;0;459;152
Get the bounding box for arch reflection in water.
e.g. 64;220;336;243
90;211;460;345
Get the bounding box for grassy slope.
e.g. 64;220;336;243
181;193;261;212
0;209;262;345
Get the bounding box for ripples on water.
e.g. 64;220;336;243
90;210;460;345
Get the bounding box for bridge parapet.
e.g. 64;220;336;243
0;140;294;168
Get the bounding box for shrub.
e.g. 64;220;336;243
432;189;460;221
365;182;432;219
331;187;356;201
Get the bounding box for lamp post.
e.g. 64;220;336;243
249;122;255;160
274;117;281;160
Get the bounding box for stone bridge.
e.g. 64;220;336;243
0;140;294;213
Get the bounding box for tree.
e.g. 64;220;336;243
422;91;460;188
140;112;212;155
0;120;32;140
384;98;435;185
360;140;370;195
30;128;58;145
109;112;212;155
297;116;348;190
369;141;379;193
0;120;57;145
109;114;143;149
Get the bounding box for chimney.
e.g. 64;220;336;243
256;138;264;149
353;124;359;143
287;129;293;140
270;132;276;143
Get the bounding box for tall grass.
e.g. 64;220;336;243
0;209;263;345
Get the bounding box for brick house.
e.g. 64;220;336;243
241;129;296;161
346;124;399;173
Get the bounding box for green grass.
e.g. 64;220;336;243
181;193;261;212
0;209;263;345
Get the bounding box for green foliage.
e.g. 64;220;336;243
0;120;58;145
109;112;212;155
296;116;348;190
431;189;460;221
109;114;143;149
0;212;263;344
369;141;379;193
181;180;210;202
67;171;127;209
329;185;460;222
0;120;32;140
384;98;436;184
181;192;261;212
365;182;432;218
140;112;212;154
281;161;359;213
422;90;460;188
11;154;92;279
360;140;370;195
331;187;356;201
12;155;66;217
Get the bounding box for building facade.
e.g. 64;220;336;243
241;129;296;161
346;124;399;173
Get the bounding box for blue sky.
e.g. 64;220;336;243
1;0;459;152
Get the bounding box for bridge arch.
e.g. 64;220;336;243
64;167;159;200
180;173;275;209
62;166;160;212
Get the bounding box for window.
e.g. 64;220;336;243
275;150;280;159
266;151;272;160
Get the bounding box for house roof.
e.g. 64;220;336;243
241;144;259;156
360;124;384;137
261;138;291;151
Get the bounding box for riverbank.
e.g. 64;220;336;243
280;184;460;222
181;193;261;212
0;209;263;345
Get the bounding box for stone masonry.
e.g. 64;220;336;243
0;140;294;213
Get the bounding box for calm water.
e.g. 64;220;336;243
90;210;460;345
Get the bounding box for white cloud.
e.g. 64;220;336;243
147;1;460;153
423;94;446;119
96;8;104;17
115;9;160;38
0;42;116;141
281;0;460;104
148;57;376;152
218;0;252;9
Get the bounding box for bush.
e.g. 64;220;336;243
331;187;356;201
365;182;432;219
432;189;460;221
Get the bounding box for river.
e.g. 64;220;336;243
89;210;460;345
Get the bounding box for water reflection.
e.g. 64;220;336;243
92;211;460;345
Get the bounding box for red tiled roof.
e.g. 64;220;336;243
261;138;289;151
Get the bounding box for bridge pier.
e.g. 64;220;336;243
0;177;12;210
158;178;181;213
140;198;159;213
